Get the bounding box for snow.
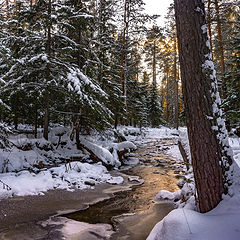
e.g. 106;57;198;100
1;125;240;240
42;217;114;240
0;162;123;198
80;137;116;166
123;157;140;166
156;190;181;201
201;24;207;34
195;7;204;15
143;126;181;141
148;193;240;240
111;141;137;152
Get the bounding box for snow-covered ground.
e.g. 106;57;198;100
0;126;138;199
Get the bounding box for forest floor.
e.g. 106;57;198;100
0;127;240;240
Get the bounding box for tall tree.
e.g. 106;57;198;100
174;0;233;213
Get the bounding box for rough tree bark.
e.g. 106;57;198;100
174;0;228;213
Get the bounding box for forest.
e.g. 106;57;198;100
0;0;240;239
0;0;239;135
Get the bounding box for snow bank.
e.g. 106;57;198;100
0;162;123;198
148;194;240;240
156;190;181;201
230;137;240;168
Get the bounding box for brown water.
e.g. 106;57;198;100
64;139;182;240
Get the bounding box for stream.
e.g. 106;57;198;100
63;138;183;240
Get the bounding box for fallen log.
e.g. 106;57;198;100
178;140;190;170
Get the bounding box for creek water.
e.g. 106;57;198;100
63;139;182;240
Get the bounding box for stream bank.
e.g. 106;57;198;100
0;138;183;240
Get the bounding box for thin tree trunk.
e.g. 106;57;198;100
166;69;170;122
207;0;214;57
173;37;179;130
120;0;128;86
75;109;82;149
174;0;225;213
214;0;226;99
43;0;51;140
75;1;83;69
152;40;156;87
6;0;9;11
114;114;118;129
34;109;38;138
43;93;49;140
120;0;129;106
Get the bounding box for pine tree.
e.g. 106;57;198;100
174;0;233;213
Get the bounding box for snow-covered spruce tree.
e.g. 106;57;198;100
0;20;10;148
174;0;233;213
205;0;240;129
143;26;164;127
125;43;143;126
1;0;111;138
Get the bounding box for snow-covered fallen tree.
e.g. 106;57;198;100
79;137;118;168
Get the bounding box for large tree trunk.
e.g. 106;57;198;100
174;0;226;213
